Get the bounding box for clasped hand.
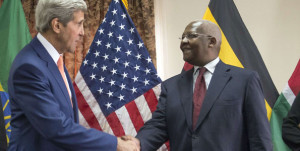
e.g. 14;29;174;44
117;135;140;151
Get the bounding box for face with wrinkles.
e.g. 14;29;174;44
58;11;85;53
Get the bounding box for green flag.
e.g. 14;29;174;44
0;0;31;148
270;59;300;151
0;0;32;91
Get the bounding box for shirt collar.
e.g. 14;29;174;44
193;57;220;75
37;33;62;64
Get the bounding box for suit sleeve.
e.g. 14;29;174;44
244;72;272;151
136;82;169;151
282;92;300;150
11;64;117;151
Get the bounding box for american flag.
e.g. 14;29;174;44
73;0;168;150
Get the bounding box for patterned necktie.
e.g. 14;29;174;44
193;67;206;129
57;56;73;107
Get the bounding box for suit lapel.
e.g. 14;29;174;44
195;61;232;130
179;69;194;131
31;37;74;115
65;68;78;122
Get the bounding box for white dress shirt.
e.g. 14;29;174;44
193;57;220;90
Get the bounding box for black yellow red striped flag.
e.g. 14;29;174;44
183;0;279;119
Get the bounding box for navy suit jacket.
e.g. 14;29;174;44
136;61;272;151
8;37;117;151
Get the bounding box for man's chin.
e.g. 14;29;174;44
183;57;193;64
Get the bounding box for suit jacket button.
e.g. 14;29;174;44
192;135;197;139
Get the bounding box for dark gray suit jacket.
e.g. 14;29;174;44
136;61;272;151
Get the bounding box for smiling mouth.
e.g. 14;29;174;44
182;48;191;52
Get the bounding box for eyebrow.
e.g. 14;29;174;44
78;19;85;24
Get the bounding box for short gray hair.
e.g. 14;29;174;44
35;0;87;33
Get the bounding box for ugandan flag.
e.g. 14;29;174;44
184;0;279;120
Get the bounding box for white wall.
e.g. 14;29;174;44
155;0;300;92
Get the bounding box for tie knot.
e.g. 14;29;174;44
198;67;206;77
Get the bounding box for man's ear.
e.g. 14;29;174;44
208;37;217;48
51;18;61;34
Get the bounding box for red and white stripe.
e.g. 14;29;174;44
282;59;300;106
74;71;169;150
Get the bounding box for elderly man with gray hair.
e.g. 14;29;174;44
7;0;138;150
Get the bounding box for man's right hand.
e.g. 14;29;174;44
117;137;140;151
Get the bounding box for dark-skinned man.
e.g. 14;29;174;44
124;19;272;151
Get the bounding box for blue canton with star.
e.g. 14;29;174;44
80;0;161;116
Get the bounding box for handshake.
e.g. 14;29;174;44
117;135;141;151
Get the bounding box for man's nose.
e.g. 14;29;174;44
79;26;84;36
180;37;189;46
181;36;189;43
